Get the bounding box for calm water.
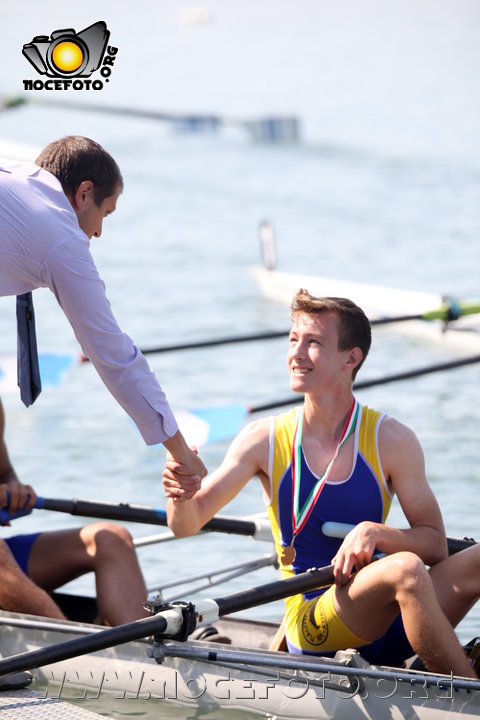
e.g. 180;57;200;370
1;2;480;718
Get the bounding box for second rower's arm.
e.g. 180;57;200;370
164;418;270;537
0;399;36;514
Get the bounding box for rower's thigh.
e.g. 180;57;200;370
27;527;91;590
333;551;428;642
429;544;480;628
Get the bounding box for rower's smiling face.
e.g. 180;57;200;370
287;312;352;393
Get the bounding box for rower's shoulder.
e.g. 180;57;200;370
236;415;272;447
377;413;423;454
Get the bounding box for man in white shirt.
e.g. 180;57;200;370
0;135;204;620
0;135;205;482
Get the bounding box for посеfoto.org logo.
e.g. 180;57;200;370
22;21;118;90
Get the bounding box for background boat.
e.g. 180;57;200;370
250;262;480;352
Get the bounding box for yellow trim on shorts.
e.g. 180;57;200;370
285;587;369;653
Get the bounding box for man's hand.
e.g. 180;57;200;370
162;451;202;504
163;431;207;489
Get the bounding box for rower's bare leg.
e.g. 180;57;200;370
28;523;149;625
0;539;65;618
333;551;475;678
429;543;480;628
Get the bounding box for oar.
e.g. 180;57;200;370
322;521;477;556
2;496;475;556
0;609;174;677
1;96;300;144
1;300;479;395
0;562;337;677
78;296;480;356
0;496;273;540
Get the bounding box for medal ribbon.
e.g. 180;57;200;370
290;397;359;542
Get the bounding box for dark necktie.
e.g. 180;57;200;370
16;292;42;407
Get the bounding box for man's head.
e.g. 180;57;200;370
36;136;123;239
290;289;371;380
36;135;123;204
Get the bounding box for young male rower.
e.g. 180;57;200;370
163;290;480;677
0;397;148;624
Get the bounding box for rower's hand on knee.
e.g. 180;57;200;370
163;453;202;503
331;522;378;586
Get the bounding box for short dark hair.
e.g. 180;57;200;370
36;136;123;205
290;289;371;378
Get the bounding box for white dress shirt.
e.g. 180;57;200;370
0;158;178;445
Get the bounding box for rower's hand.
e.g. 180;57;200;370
0;479;37;525
331;521;378;587
163;449;202;503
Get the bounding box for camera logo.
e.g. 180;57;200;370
22;21;118;91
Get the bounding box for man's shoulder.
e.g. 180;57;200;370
0;158;39;177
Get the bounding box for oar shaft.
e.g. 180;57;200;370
36;497;258;536
250;354;480;413
77;302;480;359
0;563;336;677
0;613;169;677
141;330;288;354
214;564;335;616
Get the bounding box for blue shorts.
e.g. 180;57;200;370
4;533;41;575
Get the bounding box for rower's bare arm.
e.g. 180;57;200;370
376;417;447;564
0;399;37;514
354;417;446;564
164;418;270;537
332;417;447;585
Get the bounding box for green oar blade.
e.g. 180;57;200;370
422;300;480;322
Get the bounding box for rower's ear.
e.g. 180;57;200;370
346;347;363;372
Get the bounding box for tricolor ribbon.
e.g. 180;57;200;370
290;397;359;542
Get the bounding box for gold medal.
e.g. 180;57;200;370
280;542;296;566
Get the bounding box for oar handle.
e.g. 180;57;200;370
0;506;32;523
0;492;40;524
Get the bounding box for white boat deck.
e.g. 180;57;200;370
0;687;103;719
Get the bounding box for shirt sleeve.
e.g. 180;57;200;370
43;234;178;445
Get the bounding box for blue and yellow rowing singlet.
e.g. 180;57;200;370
265;403;393;652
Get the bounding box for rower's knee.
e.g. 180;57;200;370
81;522;136;562
388;551;431;599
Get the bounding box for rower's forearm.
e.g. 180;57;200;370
166;498;203;537
373;523;448;565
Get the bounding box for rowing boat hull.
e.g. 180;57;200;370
0;608;479;719
250;266;480;351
